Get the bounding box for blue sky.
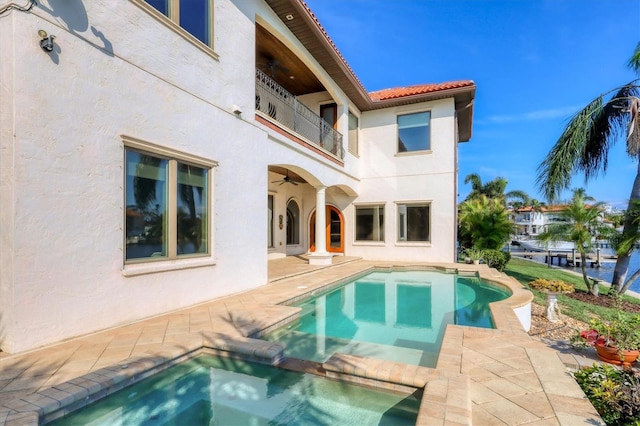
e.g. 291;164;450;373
304;0;640;209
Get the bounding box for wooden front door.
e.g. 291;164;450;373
310;206;343;253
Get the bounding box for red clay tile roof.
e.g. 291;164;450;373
369;81;476;101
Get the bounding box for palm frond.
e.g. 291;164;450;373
628;42;640;75
537;81;640;201
537;96;603;201
505;190;530;204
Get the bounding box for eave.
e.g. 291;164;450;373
263;0;476;141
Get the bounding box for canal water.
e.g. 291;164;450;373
508;246;640;294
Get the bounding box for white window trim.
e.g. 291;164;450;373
347;110;360;157
354;202;385;243
123;257;217;277
286;197;302;247
394;200;432;246
395;109;432;155
130;0;219;61
121;135;218;276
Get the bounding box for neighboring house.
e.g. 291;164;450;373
511;205;604;237
0;0;475;353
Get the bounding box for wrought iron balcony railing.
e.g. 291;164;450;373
256;69;344;159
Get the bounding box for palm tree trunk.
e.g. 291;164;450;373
580;249;594;294
620;266;640;294
611;160;640;293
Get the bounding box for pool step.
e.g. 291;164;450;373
323;353;472;426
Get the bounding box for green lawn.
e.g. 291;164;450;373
504;257;640;323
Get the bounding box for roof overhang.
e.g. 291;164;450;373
263;0;476;141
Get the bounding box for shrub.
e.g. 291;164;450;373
574;363;640;425
464;247;484;261
481;249;511;271
528;278;574;293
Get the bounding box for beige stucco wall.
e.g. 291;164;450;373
0;0;466;353
0;0;272;353
349;98;459;262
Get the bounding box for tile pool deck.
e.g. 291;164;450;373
0;257;603;425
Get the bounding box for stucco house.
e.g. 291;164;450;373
0;0;475;353
511;205;606;237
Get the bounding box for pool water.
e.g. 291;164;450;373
49;354;419;425
265;270;509;367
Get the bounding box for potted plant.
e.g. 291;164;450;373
573;309;640;367
464;247;484;265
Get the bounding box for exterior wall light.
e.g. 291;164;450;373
38;30;55;52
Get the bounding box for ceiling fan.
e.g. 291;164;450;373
272;170;298;186
258;58;290;79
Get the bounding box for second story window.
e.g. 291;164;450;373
397;111;430;153
348;111;359;155
143;0;213;47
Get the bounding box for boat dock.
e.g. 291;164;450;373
510;249;617;268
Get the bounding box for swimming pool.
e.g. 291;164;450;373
265;270;510;367
48;354;420;425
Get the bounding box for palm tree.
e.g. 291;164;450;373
537;189;605;295
537;43;640;294
464;173;529;205
529;199;547;213
458;195;515;250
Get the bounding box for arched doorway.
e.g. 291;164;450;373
309;206;344;253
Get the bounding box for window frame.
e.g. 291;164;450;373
396;201;431;244
286;198;301;246
268;194;275;249
122;135;217;276
131;0;218;60
348;110;359;156
354;203;385;243
396;110;431;154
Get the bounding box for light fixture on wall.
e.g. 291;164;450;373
38;30;55;52
232;104;242;115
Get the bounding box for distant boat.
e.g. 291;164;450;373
519;239;575;252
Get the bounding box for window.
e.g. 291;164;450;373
268;195;274;248
397;203;430;242
355;205;384;242
139;0;214;48
397;111;430;152
348;111;359;155
286;200;300;245
125;147;210;262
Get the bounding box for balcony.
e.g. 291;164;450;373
256;69;344;159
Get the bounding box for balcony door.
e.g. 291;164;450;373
309;206;344;253
320;103;337;153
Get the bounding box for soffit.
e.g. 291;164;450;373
263;0;476;141
256;24;325;95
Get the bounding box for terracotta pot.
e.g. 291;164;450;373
595;343;640;367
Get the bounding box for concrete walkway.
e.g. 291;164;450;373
0;257;602;425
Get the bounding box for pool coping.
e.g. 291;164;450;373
0;260;602;425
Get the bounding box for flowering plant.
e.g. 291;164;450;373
572;311;640;355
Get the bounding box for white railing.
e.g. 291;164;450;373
256;69;344;159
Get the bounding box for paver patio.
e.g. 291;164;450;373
0;257;603;425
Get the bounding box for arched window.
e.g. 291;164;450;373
286;200;300;245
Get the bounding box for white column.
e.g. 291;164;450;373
309;185;332;265
315;186;327;254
